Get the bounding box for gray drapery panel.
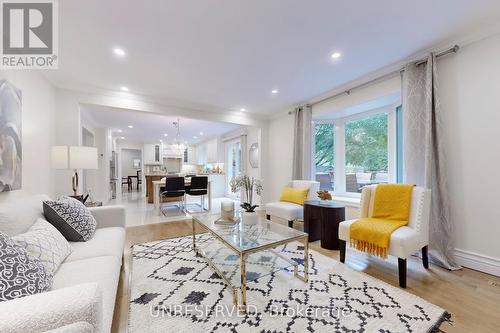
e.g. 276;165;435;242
292;105;312;180
402;54;460;270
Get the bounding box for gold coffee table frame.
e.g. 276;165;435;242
191;215;309;312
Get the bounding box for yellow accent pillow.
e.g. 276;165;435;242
279;187;309;205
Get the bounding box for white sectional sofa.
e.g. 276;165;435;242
0;192;126;333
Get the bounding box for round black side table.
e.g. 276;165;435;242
303;200;346;250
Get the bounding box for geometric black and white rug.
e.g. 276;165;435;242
128;234;450;333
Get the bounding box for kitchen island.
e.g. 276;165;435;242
145;175;168;203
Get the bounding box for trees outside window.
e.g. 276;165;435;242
313;109;394;195
314;123;334;191
345;113;388;192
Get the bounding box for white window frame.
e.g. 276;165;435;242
313;106;397;198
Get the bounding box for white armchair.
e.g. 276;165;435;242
265;180;320;228
338;185;431;288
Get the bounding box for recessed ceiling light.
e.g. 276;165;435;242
117;129;123;133
199;132;204;136
240;108;246;112
271;89;278;94
331;52;341;59
113;48;126;57
164;133;168;137
120;136;125;140
120;86;129;92
193;136;198;139
128;125;133;128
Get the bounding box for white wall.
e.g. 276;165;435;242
0;71;56;198
313;76;401;118
438;33;500;270
266;114;295;202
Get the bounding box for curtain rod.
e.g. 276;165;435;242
309;44;460;107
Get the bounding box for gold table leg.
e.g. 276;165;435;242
303;236;309;282
191;218;196;253
239;254;247;313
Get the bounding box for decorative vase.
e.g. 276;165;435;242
241;211;258;225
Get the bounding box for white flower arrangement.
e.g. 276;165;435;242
229;174;263;212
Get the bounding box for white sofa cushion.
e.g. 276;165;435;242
88;206;126;229
0;282;102;333
0;194;50;236
52;256;121;333
339;219;423;258
65;227;125;263
12;218;72;274
266;201;303;221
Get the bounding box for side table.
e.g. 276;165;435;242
304;200;345;250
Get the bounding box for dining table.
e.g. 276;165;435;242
152;178;212;214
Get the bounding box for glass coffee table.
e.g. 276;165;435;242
192;212;309;311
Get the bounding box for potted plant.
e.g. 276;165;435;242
230;175;263;222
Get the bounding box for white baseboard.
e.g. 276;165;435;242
454;248;500;277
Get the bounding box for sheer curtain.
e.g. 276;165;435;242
402;54;460;270
292;105;312;180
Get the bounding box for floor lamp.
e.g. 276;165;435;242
52;146;98;196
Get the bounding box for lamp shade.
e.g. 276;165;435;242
69;146;98;170
51;146;69;169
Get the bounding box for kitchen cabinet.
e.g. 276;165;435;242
163;144;183;157
196;143;207;165
144;143;161;164
206;139;217;163
196;137;224;165
184;145;197;164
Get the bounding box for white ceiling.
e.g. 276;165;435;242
80;104;241;145
46;0;500;114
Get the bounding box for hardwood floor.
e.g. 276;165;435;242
112;220;500;333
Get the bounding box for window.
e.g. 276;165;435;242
314;123;334;191
313;106;397;197
345;113;388;193
225;139;242;198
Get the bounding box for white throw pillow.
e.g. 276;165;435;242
13;218;72;274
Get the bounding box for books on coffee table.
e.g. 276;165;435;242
214;216;240;225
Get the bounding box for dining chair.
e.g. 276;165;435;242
121;177;131;191
160;176;185;215
136;170;142;190
185;176;208;212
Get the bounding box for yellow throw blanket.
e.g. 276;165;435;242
350;184;414;258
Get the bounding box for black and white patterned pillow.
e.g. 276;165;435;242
43;196;97;242
0;231;52;302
